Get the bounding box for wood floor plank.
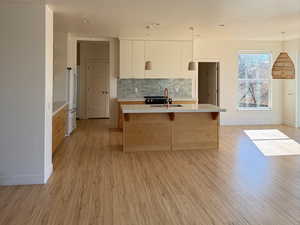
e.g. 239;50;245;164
1;120;300;225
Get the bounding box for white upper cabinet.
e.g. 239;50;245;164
119;40;132;78
132;40;145;77
180;41;196;77
119;40;144;78
145;41;181;78
119;39;195;79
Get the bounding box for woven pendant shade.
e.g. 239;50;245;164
272;52;295;79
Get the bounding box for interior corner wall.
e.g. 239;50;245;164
298;40;300;127
44;5;53;183
53;31;68;102
282;39;299;127
109;38;119;128
0;3;52;185
194;39;283;126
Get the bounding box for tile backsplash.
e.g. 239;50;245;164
117;79;192;99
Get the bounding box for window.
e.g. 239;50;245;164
238;52;272;110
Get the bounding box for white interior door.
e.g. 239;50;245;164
86;60;109;118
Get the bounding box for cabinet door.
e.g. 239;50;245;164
145;41;182;78
119;40;132;78
180;41;196;77
169;41;182;77
144;41;167;77
132;40;145;78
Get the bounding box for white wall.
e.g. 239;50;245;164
44;5;54;183
194;39;283;125
53;32;68;102
0;3;53;185
283;42;296;126
282;39;300;127
297;41;300;127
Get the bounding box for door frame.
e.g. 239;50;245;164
197;60;220;106
86;58;110;118
68;36;115;120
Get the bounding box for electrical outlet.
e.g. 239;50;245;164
135;87;138;93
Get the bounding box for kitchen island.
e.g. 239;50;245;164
121;104;226;152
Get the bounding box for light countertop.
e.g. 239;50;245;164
122;104;226;114
118;97;198;102
53;101;67;116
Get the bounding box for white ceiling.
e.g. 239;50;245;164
47;0;300;40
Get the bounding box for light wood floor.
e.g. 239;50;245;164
1;120;300;225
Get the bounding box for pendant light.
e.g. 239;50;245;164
272;32;295;79
145;25;152;70
145;61;152;70
188;27;196;71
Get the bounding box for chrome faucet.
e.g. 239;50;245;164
164;88;170;107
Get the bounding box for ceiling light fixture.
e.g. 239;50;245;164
145;25;152;70
188;27;196;71
272;32;295;79
82;18;90;24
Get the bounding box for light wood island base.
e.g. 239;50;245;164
123;112;219;152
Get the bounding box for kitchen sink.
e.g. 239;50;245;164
150;104;183;108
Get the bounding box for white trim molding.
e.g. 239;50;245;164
0;174;44;186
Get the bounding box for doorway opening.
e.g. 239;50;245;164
198;62;220;106
77;41;110;119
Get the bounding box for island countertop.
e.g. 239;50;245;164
121;104;226;114
118;97;198;102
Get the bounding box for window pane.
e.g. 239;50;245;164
258;81;269;107
238;55;246;79
238;80;269;108
238;53;271;109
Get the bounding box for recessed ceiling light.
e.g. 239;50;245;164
146;23;160;29
218;24;225;27
82;18;90;24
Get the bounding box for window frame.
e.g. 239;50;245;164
237;51;273;111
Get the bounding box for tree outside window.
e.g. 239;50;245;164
238;53;271;109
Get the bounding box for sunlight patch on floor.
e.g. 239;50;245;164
244;129;289;140
244;129;300;156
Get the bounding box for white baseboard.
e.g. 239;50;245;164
44;163;53;184
0;174;44;186
283;120;296;127
220;120;282;126
0;163;53;186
